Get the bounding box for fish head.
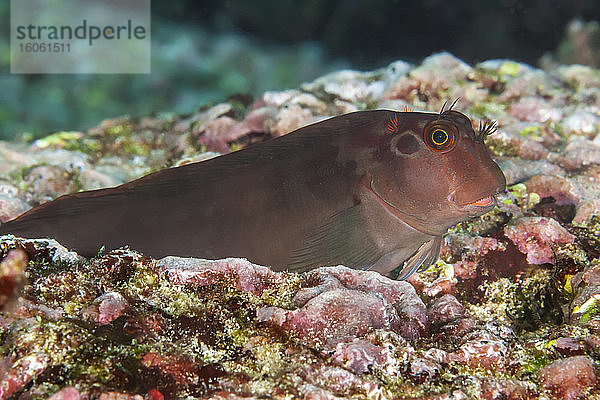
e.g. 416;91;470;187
367;110;506;235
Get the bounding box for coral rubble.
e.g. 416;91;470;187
1;53;600;398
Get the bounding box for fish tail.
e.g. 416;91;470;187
0;219;32;239
0;220;12;236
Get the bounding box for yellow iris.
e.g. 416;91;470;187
431;129;448;145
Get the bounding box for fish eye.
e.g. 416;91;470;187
432;129;448;145
423;121;457;152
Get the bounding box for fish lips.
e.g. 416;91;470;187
450;192;498;214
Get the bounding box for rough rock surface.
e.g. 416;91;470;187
1;53;600;398
539;356;597;399
257;266;426;349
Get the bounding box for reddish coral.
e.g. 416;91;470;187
333;339;393;374
98;393;143;400
158;256;277;296
302;365;386;398
443;234;504;258
141;352;199;385
554;337;587;356
0;248;27;308
504;217;575;264
146;389;164;400
448;331;508;370
452;261;478;280
96;291;129;325
259;288;392;349
427;294;465;326
258;266;427;348
0;354;49;399
197;116;239;153
423;276;456;297
524;175;581;206
48;387;81;400
539;356;597;399
0;194;29;223
480;379;532;400
508;97;562;123
140;351;224;396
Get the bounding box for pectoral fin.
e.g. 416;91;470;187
393;236;442;280
286;204;381;272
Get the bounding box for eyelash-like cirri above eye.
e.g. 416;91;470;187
386;114;399;133
423;121;457;152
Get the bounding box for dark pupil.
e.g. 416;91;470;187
432;129;448;145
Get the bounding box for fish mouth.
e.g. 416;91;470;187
465;195;496;207
451;193;498;211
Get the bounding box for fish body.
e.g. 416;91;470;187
0;110;506;279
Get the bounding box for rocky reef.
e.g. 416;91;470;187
1;53;600;399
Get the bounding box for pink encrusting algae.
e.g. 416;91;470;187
0;53;600;398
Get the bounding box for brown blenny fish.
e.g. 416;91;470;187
0;108;505;279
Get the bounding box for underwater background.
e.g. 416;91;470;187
0;0;598;139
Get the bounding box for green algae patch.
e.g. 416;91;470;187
419;259;455;282
555;243;591;274
573;215;600;251
498;61;522;78
230;337;285;379
572;294;600;324
464;267;564;332
101;118;134;138
5;317;151;393
504;183;541;210
449;206;510;237
469;101;506;118
118;138;149;157
485;135;519;157
34;131;84;149
0;240;267;397
506;270;565;331
511;342;553;379
259;273;302;309
519;125;544;140
466;277;518;324
34;131;102;154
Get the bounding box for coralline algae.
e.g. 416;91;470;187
1;53;600;398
